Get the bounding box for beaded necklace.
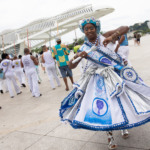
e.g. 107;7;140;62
86;35;122;64
83;36;99;73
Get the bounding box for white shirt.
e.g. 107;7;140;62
13;59;22;70
22;55;36;73
1;59;13;74
43;50;55;67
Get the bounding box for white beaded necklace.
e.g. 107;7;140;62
83;36;100;73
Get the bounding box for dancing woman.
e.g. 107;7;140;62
59;18;150;149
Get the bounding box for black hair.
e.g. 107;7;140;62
18;55;22;59
74;42;79;46
57;41;61;44
1;53;8;60
39;51;43;55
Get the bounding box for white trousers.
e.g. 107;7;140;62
118;46;132;66
5;73;20;97
26;70;40;97
45;64;61;89
0;79;8;92
15;69;26;84
118;46;129;61
35;67;42;82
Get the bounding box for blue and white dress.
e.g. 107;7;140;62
59;35;150;131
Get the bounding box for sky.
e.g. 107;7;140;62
0;0;150;45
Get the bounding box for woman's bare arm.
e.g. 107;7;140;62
103;26;129;47
41;54;45;63
31;56;39;66
114;35;125;53
69;51;87;69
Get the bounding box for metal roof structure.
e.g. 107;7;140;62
0;4;114;55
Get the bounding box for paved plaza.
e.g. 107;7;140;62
0;35;150;150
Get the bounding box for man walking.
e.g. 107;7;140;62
41;45;61;90
52;37;74;91
13;56;26;87
1;53;22;98
21;48;41;97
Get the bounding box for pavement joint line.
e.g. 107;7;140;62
44;134;89;142
16;123;62;137
79;141;89;150
0;131;15;140
0;117;60;136
16;130;46;137
44;123;62;136
24;135;45;150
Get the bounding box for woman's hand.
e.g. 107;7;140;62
103;36;113;47
69;51;88;69
75;51;88;59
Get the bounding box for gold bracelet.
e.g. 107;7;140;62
111;31;120;43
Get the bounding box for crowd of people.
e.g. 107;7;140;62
0;37;76;100
0;17;149;150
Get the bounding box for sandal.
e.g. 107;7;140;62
107;131;117;150
121;129;129;139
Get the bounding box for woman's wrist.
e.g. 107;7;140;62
111;31;120;43
72;54;78;61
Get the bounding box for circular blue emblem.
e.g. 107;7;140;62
92;98;108;116
121;67;138;82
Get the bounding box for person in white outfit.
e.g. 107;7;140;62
21;48;41;97
1;53;22;98
0;59;8;93
114;34;130;66
0;78;8;94
41;45;61;89
13;56;26;87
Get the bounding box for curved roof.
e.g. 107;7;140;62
0;4;114;55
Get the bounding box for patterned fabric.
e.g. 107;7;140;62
52;44;69;67
79;17;101;34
